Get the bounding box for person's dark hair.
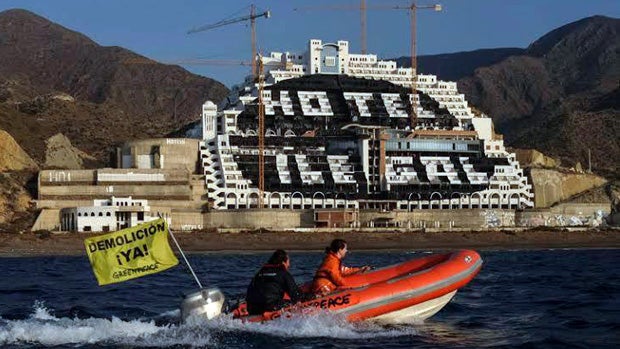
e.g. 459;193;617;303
267;249;289;265
325;239;347;254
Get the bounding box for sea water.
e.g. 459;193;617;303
0;249;618;348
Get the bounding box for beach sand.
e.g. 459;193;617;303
1;228;619;257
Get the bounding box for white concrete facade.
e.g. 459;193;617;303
265;40;477;129
199;39;534;211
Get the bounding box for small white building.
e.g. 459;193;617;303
60;196;167;232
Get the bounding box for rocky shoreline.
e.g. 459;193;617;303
0;228;619;257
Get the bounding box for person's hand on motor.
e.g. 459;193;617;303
360;265;372;273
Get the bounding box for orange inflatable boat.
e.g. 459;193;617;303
230;250;482;323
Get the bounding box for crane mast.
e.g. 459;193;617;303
257;57;265;208
410;4;417;130
360;0;367;54
251;5;257;78
407;2;441;132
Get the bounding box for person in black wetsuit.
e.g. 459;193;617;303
246;249;302;315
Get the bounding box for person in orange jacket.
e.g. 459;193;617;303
311;239;371;296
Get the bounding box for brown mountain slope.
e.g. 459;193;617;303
0;9;229;164
457;16;619;176
527;15;619;94
395;16;619;176
457;55;562;125
395;48;526;82
0;130;37;228
0;129;38;171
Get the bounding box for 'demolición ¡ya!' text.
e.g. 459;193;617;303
87;222;166;253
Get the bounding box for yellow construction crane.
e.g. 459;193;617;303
187;4;270;79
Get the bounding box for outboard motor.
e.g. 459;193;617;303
181;288;225;322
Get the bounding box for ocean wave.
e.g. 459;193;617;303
0;302;418;347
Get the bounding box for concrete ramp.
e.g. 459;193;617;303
31;209;60;231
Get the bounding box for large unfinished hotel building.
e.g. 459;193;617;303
202;39;533;211
37;39;533;231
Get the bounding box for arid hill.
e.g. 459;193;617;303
0;130;37;229
0;9;229;165
459;16;619;177
0;9;230;230
401;16;619;177
396;48;525;82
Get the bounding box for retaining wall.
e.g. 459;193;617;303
33;205;612;232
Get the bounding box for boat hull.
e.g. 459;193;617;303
370;290;457;324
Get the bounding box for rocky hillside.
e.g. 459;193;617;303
0;9;229;165
0;130;37;230
44;133;97;169
459;16;619;176
0;129;38;172
401;16;619;177
0;9;230;230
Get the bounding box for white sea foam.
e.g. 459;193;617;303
0;303;211;347
0;303;416;347
190;311;417;339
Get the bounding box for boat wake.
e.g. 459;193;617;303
0;302;418;347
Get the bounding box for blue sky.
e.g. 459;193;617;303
1;0;618;87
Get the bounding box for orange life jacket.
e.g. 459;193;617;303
311;252;361;295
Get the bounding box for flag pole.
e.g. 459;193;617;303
163;216;203;289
